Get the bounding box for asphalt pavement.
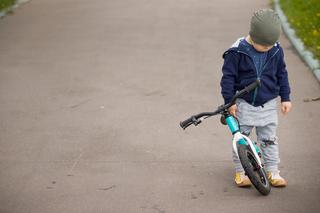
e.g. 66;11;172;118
0;0;319;212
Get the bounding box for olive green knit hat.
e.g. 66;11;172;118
249;9;281;46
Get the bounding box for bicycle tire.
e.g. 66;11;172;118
238;144;271;195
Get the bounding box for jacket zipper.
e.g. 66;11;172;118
252;49;279;105
251;80;259;105
260;49;279;75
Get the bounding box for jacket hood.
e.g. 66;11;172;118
223;37;280;59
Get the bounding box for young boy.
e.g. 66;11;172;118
220;9;292;187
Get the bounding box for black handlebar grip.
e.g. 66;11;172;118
231;79;261;104
180;117;193;129
245;79;261;93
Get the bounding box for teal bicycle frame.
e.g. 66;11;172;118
225;115;263;167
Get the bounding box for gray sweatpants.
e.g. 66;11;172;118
233;98;280;173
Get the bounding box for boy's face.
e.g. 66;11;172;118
252;43;273;52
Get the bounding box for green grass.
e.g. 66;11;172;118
279;0;320;59
0;0;16;11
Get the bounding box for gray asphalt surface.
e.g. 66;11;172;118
0;0;319;213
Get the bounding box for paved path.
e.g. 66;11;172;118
0;0;319;212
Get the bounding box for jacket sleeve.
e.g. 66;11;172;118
220;51;239;104
277;47;291;102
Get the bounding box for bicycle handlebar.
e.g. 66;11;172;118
179;116;194;129
180;79;261;130
223;79;261;110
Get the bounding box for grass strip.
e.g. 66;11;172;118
279;0;320;59
0;0;17;11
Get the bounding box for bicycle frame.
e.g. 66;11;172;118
225;115;263;167
179;80;271;195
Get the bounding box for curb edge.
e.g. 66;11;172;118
274;0;320;82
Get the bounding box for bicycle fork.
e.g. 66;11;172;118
225;115;263;168
232;133;263;168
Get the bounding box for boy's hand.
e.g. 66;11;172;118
228;104;237;117
281;101;292;115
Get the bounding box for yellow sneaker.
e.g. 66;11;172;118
267;171;287;187
235;172;251;187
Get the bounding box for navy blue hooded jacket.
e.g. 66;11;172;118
220;38;291;107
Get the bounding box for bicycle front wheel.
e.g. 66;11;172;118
238;144;271;196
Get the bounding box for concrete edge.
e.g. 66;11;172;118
0;0;31;19
274;0;320;82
